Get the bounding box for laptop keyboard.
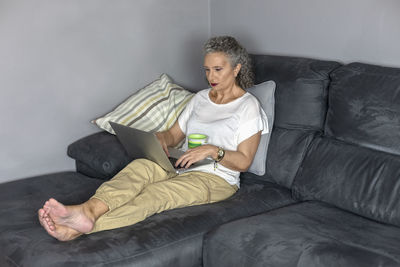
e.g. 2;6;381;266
168;157;178;168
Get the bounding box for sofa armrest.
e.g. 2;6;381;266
67;131;132;180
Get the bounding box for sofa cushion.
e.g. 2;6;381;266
249;55;340;187
203;202;400;267
251;54;341;129
292;136;400;227
246;80;276;176
92;73;193;135
325;63;400;155
0;173;296;267
241;127;317;187
67;131;132;179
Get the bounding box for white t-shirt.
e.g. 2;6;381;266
177;88;269;187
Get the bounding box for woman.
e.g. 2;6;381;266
38;36;269;241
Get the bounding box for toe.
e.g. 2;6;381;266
38;209;45;218
49;198;59;206
38;212;45;227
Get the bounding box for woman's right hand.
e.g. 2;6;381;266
155;121;185;158
155;132;170;157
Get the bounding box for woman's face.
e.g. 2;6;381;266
204;52;241;91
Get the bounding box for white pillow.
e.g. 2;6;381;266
246;80;276;176
92;74;194;134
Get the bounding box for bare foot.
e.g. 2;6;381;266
38;209;82;241
43;198;95;234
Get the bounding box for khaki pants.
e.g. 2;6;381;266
90;158;238;233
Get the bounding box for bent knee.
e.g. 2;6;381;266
127;158;159;169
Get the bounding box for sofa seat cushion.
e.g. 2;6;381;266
203;201;400;267
0;173;295;267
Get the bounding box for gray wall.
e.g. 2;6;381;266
211;0;400;67
0;0;210;182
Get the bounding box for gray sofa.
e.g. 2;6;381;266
1;54;399;267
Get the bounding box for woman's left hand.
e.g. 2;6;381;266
175;145;216;169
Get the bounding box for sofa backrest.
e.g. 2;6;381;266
241;55;340;188
293;63;400;226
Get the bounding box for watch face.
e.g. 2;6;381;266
217;147;225;161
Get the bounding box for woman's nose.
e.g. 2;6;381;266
208;70;215;81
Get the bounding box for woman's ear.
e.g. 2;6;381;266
234;63;242;77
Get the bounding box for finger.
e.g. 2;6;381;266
184;158;196;168
176;149;192;167
163;144;170;157
156;134;170;157
181;153;201;168
179;155;192;168
175;155;185;167
180;157;191;168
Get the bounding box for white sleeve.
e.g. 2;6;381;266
177;94;196;134
236;98;269;145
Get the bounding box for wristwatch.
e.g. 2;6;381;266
216;147;225;162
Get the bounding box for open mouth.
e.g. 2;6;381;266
210;83;218;87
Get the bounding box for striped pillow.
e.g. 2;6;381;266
92;74;194;134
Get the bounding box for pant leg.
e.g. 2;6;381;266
91;158;176;210
90;171;238;232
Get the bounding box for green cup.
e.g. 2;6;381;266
188;134;208;149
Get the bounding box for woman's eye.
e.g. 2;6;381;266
215;68;222;72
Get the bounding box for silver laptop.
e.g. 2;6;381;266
109;122;212;174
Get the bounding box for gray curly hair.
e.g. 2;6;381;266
203;36;254;89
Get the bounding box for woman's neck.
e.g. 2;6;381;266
209;85;245;104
